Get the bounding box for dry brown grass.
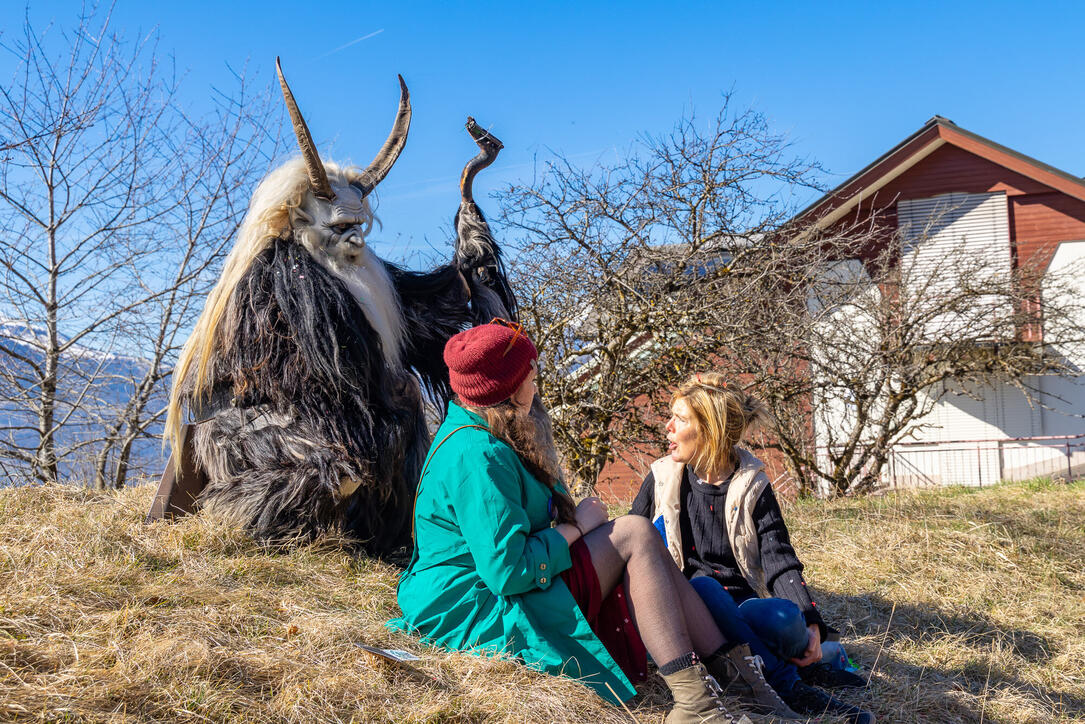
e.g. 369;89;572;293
789;478;1085;724
0;480;1081;723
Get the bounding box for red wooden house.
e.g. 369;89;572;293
800;115;1085;284
597;116;1085;502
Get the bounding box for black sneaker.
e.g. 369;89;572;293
781;682;875;724
799;662;869;688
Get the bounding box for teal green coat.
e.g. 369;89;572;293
387;402;636;703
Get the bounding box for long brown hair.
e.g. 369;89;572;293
463;398;577;526
674;372;771;475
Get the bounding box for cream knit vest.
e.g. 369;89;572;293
649;447;771;598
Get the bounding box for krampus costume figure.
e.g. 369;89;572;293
151;61;519;555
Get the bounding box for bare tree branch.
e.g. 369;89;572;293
0;6;280;488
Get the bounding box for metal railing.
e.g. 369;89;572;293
814;434;1085;489
884;434;1085;488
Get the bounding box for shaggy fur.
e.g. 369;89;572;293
388;263;472;405
191;237;477;554
167;121;540;555
164;145;529;555
454;199;518;321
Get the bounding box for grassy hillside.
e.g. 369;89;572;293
0;479;1081;723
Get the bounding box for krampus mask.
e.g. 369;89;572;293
150;60;523;555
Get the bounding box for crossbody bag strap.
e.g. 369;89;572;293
410;424;490;545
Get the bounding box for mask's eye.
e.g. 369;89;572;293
331;222;353;235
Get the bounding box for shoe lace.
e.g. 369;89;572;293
742;654;790;707
700;671;729;713
742;653;770;686
743;653;766;673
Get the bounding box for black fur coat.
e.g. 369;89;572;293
190;237;476;555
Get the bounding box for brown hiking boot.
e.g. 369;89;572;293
660;661;750;724
704;644;800;720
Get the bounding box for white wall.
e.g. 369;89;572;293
889;379;1076;486
1044;240;1085;368
811;240;1085;490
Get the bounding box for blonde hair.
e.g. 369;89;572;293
672;372;771;475
165;157;375;461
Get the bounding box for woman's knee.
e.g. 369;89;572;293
611;514;663;554
690;575;729;600
740;596;800;619
689;576;740;614
738;597;808;657
689;575;721;596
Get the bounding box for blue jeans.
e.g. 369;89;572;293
690;576;802;693
653;517;846;690
736;596;811;661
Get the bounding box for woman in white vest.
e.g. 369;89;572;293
630;373;875;724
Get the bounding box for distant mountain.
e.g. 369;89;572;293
0;320;166;487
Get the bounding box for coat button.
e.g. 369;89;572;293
540;563;547;570
540;577;547;584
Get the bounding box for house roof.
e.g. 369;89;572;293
798;116;1085;230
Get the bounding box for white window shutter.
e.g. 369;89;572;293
897;191;1012;341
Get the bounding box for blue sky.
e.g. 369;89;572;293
5;1;1084;264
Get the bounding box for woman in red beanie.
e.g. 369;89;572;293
389;320;784;723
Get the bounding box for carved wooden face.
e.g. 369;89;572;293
291;182;373;268
289;182;405;369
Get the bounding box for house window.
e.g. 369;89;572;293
897;191;1012;341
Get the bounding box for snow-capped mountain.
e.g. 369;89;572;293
0;319;166;487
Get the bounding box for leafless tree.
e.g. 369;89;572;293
0;5;279;488
498;98;824;492
751;214;1085;496
500;105;1085;498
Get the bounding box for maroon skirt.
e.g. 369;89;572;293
561;538;648;683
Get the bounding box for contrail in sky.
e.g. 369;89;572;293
314;29;385;60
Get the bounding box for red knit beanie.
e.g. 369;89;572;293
444;321;538;407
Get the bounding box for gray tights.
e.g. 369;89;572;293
581;514;726;665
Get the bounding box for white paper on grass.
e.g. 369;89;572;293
356;644;421;662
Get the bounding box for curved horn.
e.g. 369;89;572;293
355;75;412;196
276;57;335;201
460;116;504;204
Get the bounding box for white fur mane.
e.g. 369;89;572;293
167;156;410;462
321;244;404;369
207;157;407;369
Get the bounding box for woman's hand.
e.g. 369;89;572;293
555;498;609;546
790;624;823;667
575;496;609;535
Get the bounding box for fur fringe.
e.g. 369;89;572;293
191;238;460;554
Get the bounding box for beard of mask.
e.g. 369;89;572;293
290;184;405;369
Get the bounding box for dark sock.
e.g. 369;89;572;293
706;642;738;660
660;651;698;675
